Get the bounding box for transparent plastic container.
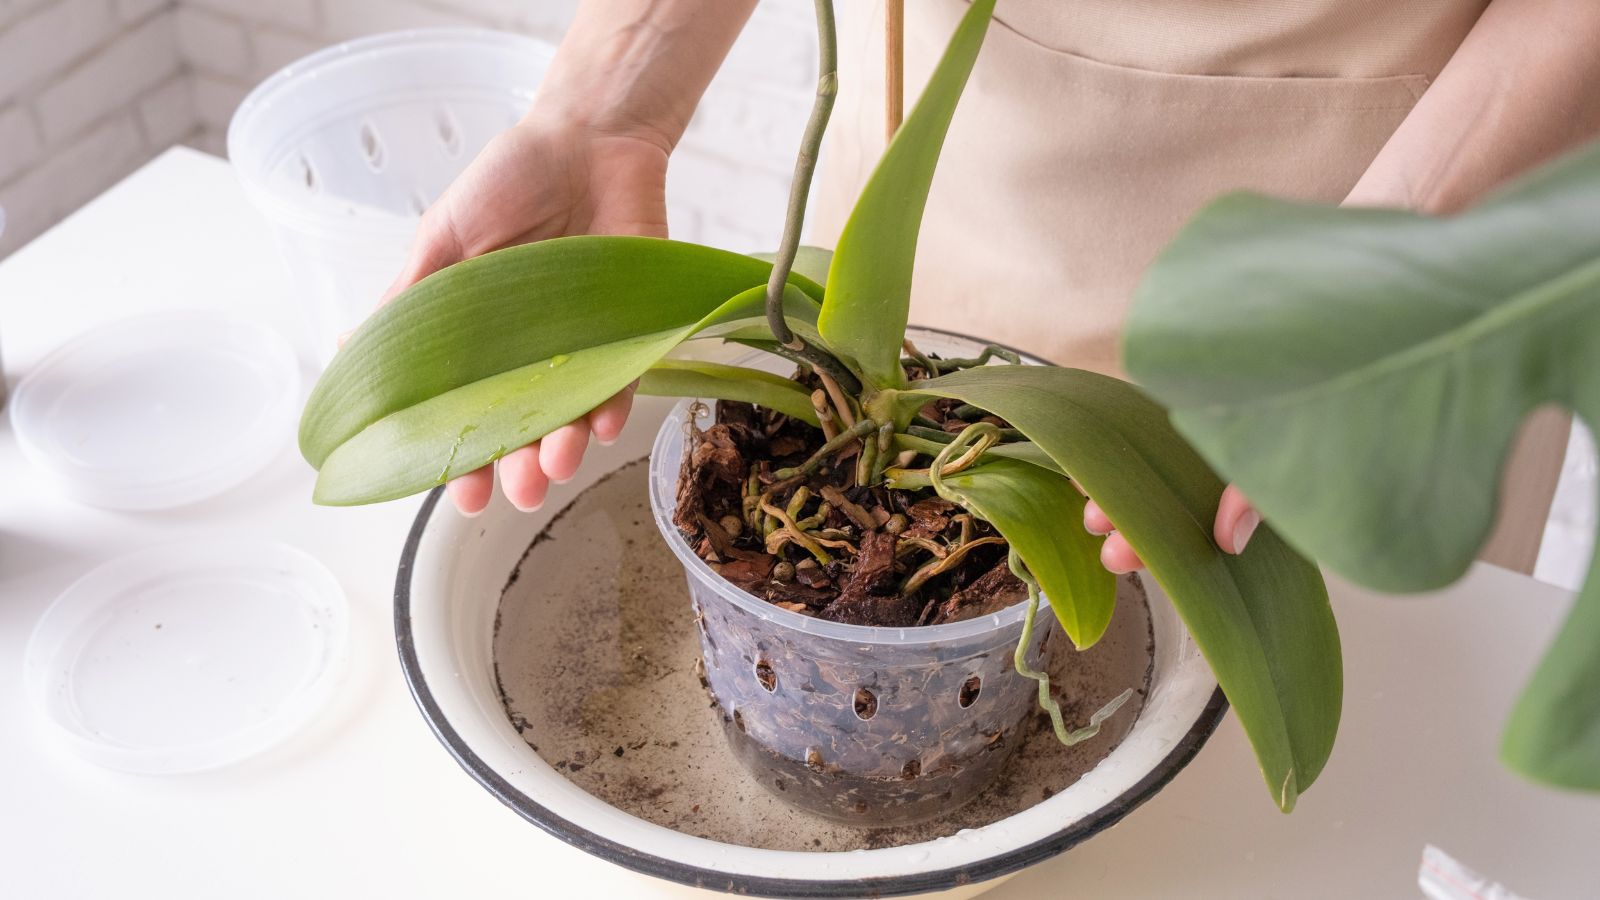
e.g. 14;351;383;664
647;332;1058;826
228;29;553;363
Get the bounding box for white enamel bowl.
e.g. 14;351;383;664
395;329;1226;898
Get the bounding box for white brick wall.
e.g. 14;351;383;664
0;0;814;256
0;0;180;255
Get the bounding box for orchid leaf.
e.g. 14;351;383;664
1125;141;1600;790
752;246;833;287
908;365;1340;812
695;284;825;347
937;458;1115;647
820;0;994;388
313;285;779;505
301;236;822;468
638;360;820;426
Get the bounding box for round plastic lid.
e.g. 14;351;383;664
24;541;348;774
9;312;300;510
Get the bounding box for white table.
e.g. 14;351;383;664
1;149;1595;899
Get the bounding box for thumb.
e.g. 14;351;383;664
1214;484;1260;555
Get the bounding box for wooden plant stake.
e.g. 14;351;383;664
886;0;904;140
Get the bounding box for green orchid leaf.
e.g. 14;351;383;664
693;284;826;347
638;359;821;425
939;458;1115;647
909;364;1340;812
1124;141;1600;791
820;0;995;388
751;246;834;287
301;235;823;468
313;285;779;505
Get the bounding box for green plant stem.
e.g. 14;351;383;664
773;418;878;480
902;339;938;375
1009;550;1135;746
928;422;1001;489
923;345;1022;373
868;422;895;485
909;423;1025;444
763;0;861;395
855;430;879;486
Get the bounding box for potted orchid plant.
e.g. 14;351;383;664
300;0;1342;821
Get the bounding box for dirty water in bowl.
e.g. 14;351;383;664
493;459;1154;852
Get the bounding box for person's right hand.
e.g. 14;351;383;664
376;112;671;516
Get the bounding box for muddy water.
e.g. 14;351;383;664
493;459;1154;852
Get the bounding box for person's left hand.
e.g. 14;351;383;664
1084;484;1258;573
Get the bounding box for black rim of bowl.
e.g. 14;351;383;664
396;482;1229;898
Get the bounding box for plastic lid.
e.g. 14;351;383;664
24;541;348;774
9;312;300;510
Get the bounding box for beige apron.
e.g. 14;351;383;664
811;0;1566;574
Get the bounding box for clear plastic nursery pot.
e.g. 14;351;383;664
228;29;553;362
650;399;1052;825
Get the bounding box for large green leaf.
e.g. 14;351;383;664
819;0;994;389
313;285;792;505
637;359;820;425
1125;141;1600;790
909;365;1340;811
938;458;1115;647
301;236;822;467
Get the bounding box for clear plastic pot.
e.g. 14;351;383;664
228;29;553;364
647;332;1058;826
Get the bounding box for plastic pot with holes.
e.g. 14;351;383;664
228;29;553;363
650;397;1052;826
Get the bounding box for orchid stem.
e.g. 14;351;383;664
763;0;860;395
773;418;878;480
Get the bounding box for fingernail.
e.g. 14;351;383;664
512;501;543;514
1231;510;1260;554
596;435;618;447
458;505;484;519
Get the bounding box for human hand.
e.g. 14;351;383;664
374;114;671;516
1085;483;1258;573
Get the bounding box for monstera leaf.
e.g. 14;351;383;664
1126;141;1600;790
906;365;1341;812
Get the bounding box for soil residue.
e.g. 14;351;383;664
493;459;1155;851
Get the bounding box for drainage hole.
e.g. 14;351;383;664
754;659;777;693
853;687;877;720
435;107;463;156
358;120;385;171
958;675;981;708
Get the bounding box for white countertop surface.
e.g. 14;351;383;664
1;148;1595;899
